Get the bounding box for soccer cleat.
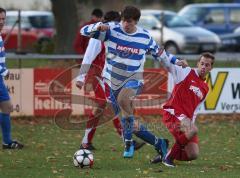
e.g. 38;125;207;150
2;141;24;149
162;155;175;167
80;143;96;150
123;140;134;158
133;140;146;151
150;154;162;164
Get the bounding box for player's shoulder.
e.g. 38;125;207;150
175;65;192;75
136;26;152;40
106;22;120;28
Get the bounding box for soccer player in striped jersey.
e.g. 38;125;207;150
0;7;23;149
151;52;215;167
76;11;145;151
81;6;186;158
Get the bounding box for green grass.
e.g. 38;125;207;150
6;58;240;69
6;58;77;69
0;117;239;178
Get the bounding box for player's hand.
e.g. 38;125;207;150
5;71;10;78
176;59;188;68
3;70;10;79
97;24;109;31
180;117;192;132
76;81;84;90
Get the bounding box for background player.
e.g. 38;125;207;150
0;7;23;149
73;8;103;56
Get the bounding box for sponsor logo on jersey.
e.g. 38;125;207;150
189;85;203;100
116;44;139;54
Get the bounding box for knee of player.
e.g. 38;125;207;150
188;150;199;160
118;98;130;110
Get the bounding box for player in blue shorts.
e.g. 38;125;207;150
0;7;23;149
81;6;187;158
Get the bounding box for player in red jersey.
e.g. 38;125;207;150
151;52;215;167
76;11;145;150
73;8;103;55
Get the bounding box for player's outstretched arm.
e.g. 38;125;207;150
75;38;102;90
147;37;181;67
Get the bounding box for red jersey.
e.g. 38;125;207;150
88;42;105;77
163;67;209;122
74;20;105;77
76;38;105;83
74;19;97;55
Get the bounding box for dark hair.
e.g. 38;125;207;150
0;7;6;14
91;8;103;18
198;52;215;65
103;11;121;23
121;6;141;21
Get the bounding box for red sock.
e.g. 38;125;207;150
87;128;97;143
86;113;100;128
168;142;182;160
168;142;190;161
84;112;100;144
112;116;122;136
178;149;189;161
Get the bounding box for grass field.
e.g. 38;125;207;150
0;116;239;178
6;58;240;69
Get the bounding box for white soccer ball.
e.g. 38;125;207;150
73;149;94;168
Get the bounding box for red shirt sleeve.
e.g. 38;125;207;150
73;27;90;54
73;20;97;54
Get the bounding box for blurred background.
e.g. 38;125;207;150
2;0;240;54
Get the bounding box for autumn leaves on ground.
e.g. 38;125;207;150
0;115;239;178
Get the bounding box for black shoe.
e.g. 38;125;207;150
2;141;24;149
133;140;146;151
151;139;169;164
80;143;96;150
150;154;162;164
162;156;175;167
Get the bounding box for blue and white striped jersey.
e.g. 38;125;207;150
0;35;8;76
81;22;177;90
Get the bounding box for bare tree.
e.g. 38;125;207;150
51;0;78;54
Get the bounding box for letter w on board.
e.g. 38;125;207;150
204;72;228;110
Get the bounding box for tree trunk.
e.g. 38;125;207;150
51;0;78;54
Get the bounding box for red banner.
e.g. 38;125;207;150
34;68;72;116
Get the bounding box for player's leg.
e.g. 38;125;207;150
118;80;153;157
133;119;168;159
103;82;123;137
160;113;198;167
117;80;145;158
112;115;122;136
80;107;102;150
106;83;145;152
184;141;199;160
117;87;136;158
80;77;106;150
0;86;23;149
